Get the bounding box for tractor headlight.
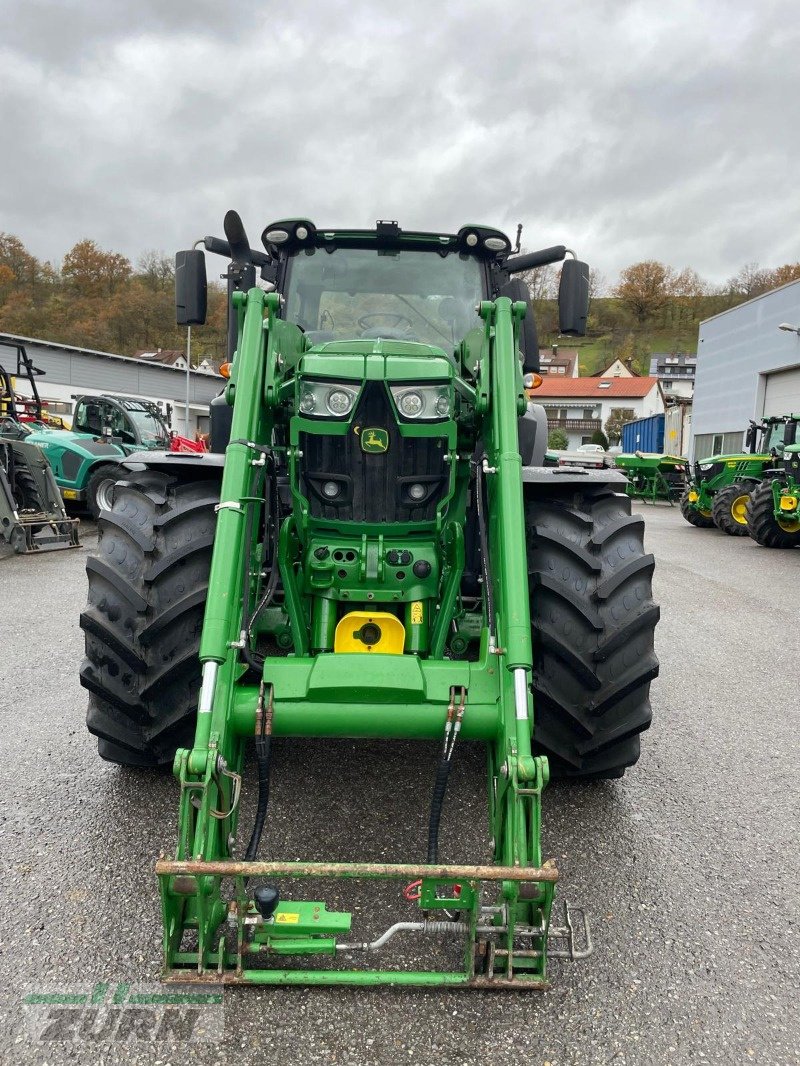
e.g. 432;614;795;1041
390;383;451;421
298;381;359;419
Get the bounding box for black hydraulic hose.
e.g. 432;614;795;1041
239;460;266;674
426;758;453;864
244;735;272;862
472;456;496;644
247;456;280;643
244;683;274;863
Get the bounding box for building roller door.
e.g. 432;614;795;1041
763;366;800;417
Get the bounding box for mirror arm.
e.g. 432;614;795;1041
505;245;567;274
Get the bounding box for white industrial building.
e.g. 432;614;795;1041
691;280;800;460
0;332;221;437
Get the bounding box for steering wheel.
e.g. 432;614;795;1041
357;312;415;335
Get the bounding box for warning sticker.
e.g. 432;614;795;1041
410;601;423;625
275;912;300;924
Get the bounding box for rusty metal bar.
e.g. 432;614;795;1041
156;858;559;882
161;968;549;989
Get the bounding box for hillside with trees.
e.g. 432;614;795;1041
1;233;798;371
0;234;227;364
524;258;800;375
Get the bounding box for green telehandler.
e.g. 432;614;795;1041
680;416;789;535
747;416;800;548
0;339;183;516
80;213;659;989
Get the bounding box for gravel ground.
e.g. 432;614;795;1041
0;505;797;1065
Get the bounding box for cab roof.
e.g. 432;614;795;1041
260;219;513;260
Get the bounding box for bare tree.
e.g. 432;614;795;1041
725;262;772;298
517;260;557;303
137;250;175;293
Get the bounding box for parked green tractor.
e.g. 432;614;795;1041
80;213;659;989
680;417;788;535
747;417;800;548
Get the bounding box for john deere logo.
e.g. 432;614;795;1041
360;427;389;454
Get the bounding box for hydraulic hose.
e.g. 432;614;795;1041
238;459;263;673
426;759;453;864
244;681;274;863
472;455;496;646
238;446;279;674
426;688;466;865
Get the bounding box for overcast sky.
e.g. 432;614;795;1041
1;0;798;284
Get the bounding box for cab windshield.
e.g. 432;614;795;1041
763;421;787;453
125;406;169;445
283;247;484;348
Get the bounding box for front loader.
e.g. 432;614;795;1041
80;213;659;988
0;361;80;553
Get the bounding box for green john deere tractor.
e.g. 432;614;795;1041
680;417;788;535
747;416;800;548
80;213;659;989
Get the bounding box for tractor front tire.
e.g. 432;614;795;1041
80;470;219;766
746;481;800;549
525;484;659;778
86;462;129;519
680;489;714;528
712;482;753;537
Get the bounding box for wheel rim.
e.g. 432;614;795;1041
730;494;749;524
95;478;116;512
777;516;800;533
698;508;712;518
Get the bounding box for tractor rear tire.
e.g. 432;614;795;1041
525;484;659;779
80;470;219;766
712;482;753;537
746;481;800;549
86;462;128;519
680;489;714;528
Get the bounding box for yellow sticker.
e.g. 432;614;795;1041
410;601;423;625
275;912;300;924
62;489;78;500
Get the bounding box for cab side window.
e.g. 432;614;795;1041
74;400;102;436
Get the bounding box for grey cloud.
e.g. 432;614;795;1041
1;0;798;283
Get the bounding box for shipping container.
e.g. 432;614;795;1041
664;404;686;455
621;412;664;453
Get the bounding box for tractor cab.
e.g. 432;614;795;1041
72;394;172;450
745;415;789;457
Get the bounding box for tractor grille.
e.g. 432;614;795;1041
299;382;448;523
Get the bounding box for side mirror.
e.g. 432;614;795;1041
175;249;207;326
558;259;589;336
501;278;539;373
745;425;755;450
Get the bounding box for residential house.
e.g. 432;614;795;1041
538;345;579;378
648;352;696;399
532;376;664;449
594;358;638;378
136;348;218;375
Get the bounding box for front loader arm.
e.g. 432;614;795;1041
479;296;537;781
